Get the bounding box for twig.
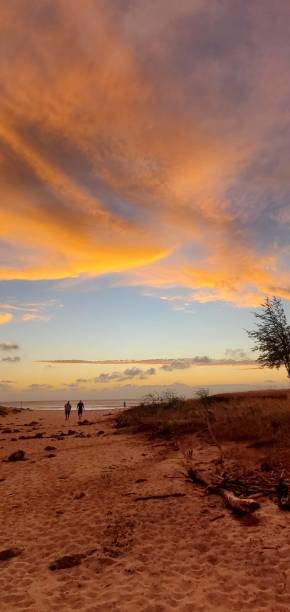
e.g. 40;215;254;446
210;513;225;522
205;410;223;464
135;493;186;501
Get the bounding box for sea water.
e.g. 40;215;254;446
1;399;139;411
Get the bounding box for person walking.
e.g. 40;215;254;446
64;401;71;420
77;400;84;421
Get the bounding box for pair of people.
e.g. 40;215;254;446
64;400;84;420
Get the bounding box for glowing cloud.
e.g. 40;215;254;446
1;2;290;303
0;313;13;324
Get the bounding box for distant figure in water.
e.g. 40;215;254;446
77;400;84;420
64;401;71;420
123;401;126;408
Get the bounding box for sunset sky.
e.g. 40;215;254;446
1;1;290;400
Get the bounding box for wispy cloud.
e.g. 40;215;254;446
22;313;50;322
0;300;62;323
39;354;254;368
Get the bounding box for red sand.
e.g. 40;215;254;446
0;409;289;611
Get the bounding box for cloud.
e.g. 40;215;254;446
225;349;248;361
0;343;19;351
41;356;255;367
41;355;255;372
0;313;13;324
22;313;50;321
94;367;156;384
161;358;210;371
38;359;177;365
1;2;290;303
1;356;20;363
75;367;157;385
26;383;53;391
0;300;62;323
0;380;14;390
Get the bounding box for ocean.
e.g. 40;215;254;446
1;399;139;411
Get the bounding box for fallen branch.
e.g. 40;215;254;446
215;488;260;514
187;468;260;514
210;513;225;522
135;493;186;501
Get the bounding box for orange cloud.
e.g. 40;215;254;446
0;313;13;324
1;1;290;304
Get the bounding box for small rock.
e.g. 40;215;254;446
2;428;12;434
272;420;280;429
47;453;56;458
8;450;25;462
67;430;76;436
49;553;84;571
33;432;43;439
74;492;85;500
97;430;105;436
0;548;23;561
45;445;56;451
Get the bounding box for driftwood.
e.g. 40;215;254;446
188;468;260;514
135;493;186;501
215;488;260;513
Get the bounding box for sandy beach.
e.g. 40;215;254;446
1;407;290;612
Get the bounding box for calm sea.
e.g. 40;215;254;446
1;399;139;411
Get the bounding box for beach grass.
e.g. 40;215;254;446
115;389;290;443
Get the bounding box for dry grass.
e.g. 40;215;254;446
115;390;290;443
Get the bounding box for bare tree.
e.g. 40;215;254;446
247;297;290;378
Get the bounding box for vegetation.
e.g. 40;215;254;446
247;297;290;378
115;389;290;443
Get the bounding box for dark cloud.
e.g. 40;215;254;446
27;383;53;390
94;367;156;384
40;355;255;370
225;349;248;361
1;356;20;363
0;343;19;351
161;357;212;371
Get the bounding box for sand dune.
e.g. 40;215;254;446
0;409;289;611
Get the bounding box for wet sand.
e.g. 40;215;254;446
0;409;289;611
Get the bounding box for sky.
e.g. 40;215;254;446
1;0;290;401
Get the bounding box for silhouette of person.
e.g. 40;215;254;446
77;400;84;420
123;401;126;408
64;401;71;420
